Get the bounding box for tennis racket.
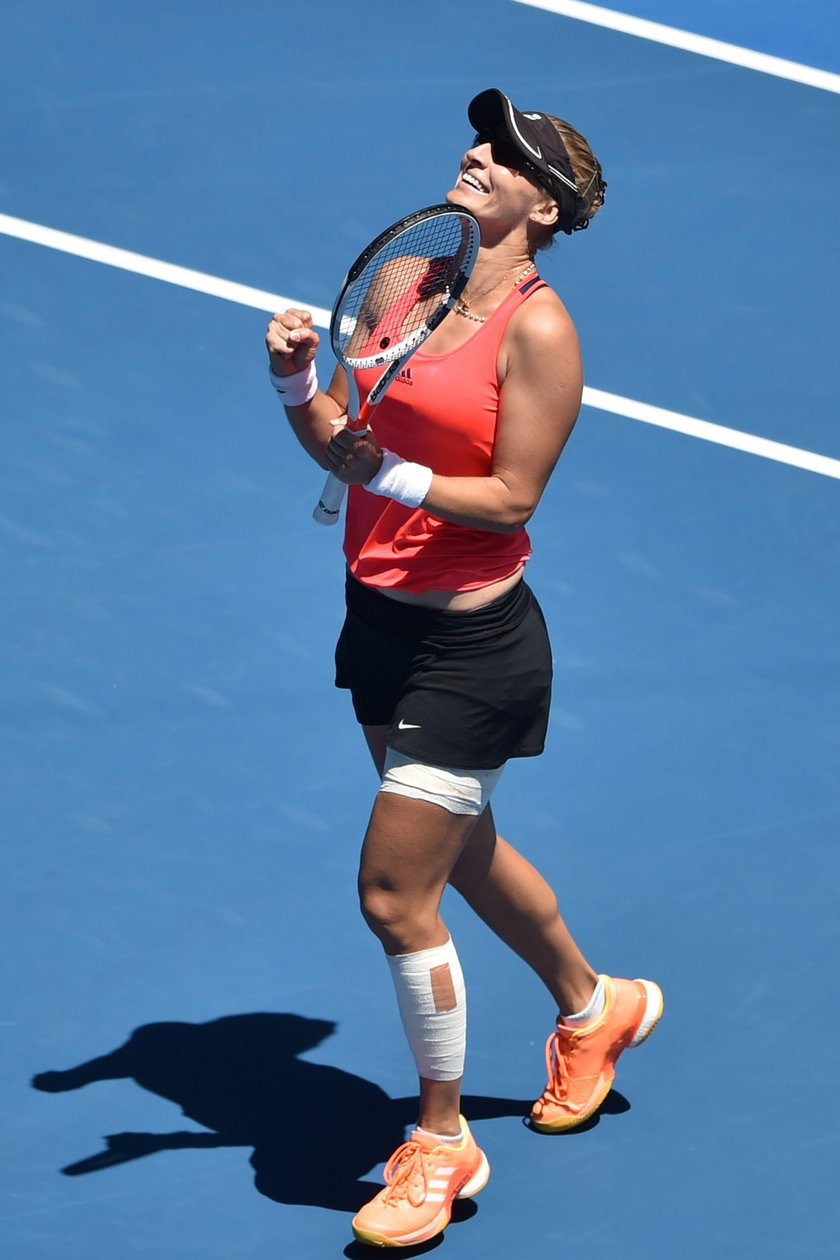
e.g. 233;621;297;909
313;203;480;525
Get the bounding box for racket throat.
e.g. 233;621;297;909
345;367;361;425
341;368;371;461
343;368;372;435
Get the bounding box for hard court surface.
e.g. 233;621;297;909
2;2;838;1257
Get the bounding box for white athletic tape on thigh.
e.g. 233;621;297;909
386;937;466;1081
379;749;504;817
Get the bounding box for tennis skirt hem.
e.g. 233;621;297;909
334;573;552;769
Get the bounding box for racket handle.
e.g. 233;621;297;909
312;473;347;526
312;414;371;526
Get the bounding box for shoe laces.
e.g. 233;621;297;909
542;1027;577;1103
380;1140;436;1208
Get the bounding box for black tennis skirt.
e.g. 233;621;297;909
334;572;552;769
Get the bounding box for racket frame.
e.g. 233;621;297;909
313;204;479;525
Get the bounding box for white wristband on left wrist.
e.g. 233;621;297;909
365;449;433;508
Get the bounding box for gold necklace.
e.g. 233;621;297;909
454;261;536;324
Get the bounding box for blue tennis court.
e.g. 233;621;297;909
2;2;838;1256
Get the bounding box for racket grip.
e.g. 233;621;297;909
312;418;370;526
312;472;346;526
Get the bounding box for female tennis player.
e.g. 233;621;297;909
265;88;663;1249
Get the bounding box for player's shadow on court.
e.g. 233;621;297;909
31;1013;534;1214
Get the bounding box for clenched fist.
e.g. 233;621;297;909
265;308;320;377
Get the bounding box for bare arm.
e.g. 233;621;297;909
265;308;348;470
327;290;582;531
424;293;582;530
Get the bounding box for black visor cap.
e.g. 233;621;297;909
467;88;581;233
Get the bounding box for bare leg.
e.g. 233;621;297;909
359;726;596;1132
364;726;596;1012
357;770;478;1136
448;805;598;1015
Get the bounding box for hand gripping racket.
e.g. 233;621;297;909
312;204;480;525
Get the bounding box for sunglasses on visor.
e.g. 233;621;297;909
471;131;579;201
472;132;532;171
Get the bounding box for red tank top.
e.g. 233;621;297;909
343;272;546;592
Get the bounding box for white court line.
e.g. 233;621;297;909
0;211;332;325
511;0;840;94
2;211;839;480
584;388;840;479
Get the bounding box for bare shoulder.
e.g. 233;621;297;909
501;284;581;380
511;283;578;347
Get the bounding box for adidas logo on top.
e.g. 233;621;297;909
395;366;414;386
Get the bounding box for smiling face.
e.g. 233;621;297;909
447;139;559;237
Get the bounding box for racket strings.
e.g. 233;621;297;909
353;257;449;360
335;215;474;367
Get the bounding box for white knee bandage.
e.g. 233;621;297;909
380;749;504;817
387;937;466;1081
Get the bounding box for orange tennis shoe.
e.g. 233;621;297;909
351;1117;490;1248
530;974;664;1133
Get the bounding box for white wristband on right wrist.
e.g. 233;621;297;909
365;449;433;508
269;360;318;406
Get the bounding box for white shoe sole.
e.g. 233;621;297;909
629;978;664;1047
457;1149;491;1199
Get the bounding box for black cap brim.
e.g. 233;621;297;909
467;88;580;232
